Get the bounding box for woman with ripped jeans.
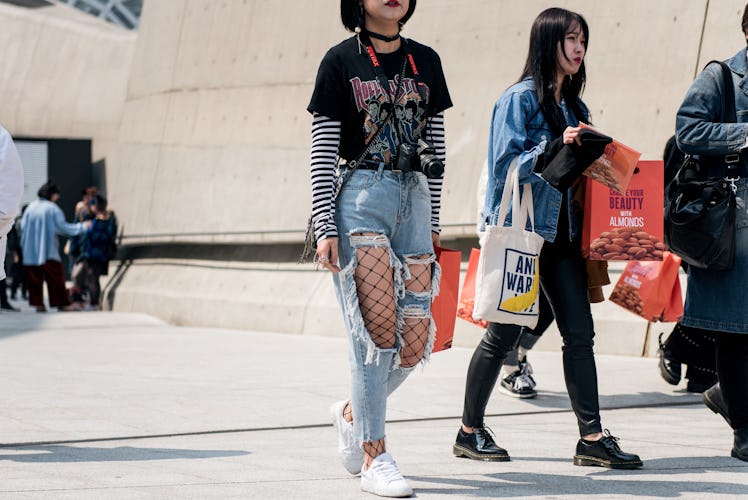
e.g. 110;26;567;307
306;1;451;497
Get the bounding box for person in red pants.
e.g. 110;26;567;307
20;181;89;312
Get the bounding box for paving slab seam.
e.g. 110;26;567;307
0;401;704;449
0;477;349;495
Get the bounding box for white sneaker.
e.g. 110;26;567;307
360;452;413;498
330;400;364;475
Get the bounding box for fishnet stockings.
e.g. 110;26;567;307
363;439;387;468
400;258;431;368
354;243;397;349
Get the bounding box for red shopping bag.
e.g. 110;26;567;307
582;160;665;261
456;248;489;329
431;245;462;353
609;251;683;322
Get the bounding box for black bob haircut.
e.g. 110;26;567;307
38;181;60;200
340;0;416;32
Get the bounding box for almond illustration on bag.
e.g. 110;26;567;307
582;160;665;261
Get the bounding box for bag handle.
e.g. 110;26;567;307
709;60;736;124
674;61;740;190
496;159;537;232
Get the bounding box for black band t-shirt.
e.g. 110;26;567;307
308;35;452;163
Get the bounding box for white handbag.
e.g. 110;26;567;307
473;160;545;327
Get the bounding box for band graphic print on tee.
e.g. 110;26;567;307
349;75;430;163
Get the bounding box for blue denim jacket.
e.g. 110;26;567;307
483;78;588;242
20;198;86;266
675;48;748;334
676;48;748;156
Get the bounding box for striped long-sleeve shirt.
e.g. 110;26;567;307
310;112;446;241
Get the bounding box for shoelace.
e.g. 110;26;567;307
519;358;534;375
518;359;536;386
369;456;404;483
475;426;498;445
600;429;622;450
513;372;535;390
340;416;362;452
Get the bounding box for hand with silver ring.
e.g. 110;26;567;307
316;237;340;273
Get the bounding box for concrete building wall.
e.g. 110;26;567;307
0;2;135;162
107;0;748;355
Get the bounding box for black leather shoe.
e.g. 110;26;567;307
733;427;748;462
573;430;643;469
657;333;681;385
703;383;732;428
686;379;712;393
453;427;510;462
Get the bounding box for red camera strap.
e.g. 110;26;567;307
363;37;425;106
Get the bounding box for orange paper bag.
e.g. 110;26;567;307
609;251;683;322
456;248;489;329
582;160;665;261
579;123;641;193
431;246;462;352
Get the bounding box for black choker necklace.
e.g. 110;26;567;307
366;30;400;43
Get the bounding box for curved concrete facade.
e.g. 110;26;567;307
0;2;135;161
106;0;748;354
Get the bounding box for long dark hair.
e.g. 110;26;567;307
340;0;417;32
520;8;589;136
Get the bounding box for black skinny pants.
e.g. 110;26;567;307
462;239;603;436
716;332;748;429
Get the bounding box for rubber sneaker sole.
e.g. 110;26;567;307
573;454;643;469
452;443;510;462
498;383;537;399
360;478;413;498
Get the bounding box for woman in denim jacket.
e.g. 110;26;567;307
674;5;748;463
454;8;642;469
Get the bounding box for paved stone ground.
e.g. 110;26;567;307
0;303;746;499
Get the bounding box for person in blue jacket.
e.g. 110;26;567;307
21;181;89;312
454;7;642;469
674;3;748;463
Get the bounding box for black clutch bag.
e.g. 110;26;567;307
578;128;613;149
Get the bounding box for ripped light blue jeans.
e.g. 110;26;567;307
332;167;440;444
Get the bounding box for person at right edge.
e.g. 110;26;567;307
674;4;748;463
454;7;642;469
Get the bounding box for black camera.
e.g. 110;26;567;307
396;139;444;178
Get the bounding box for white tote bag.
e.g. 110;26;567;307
473;160;545;327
